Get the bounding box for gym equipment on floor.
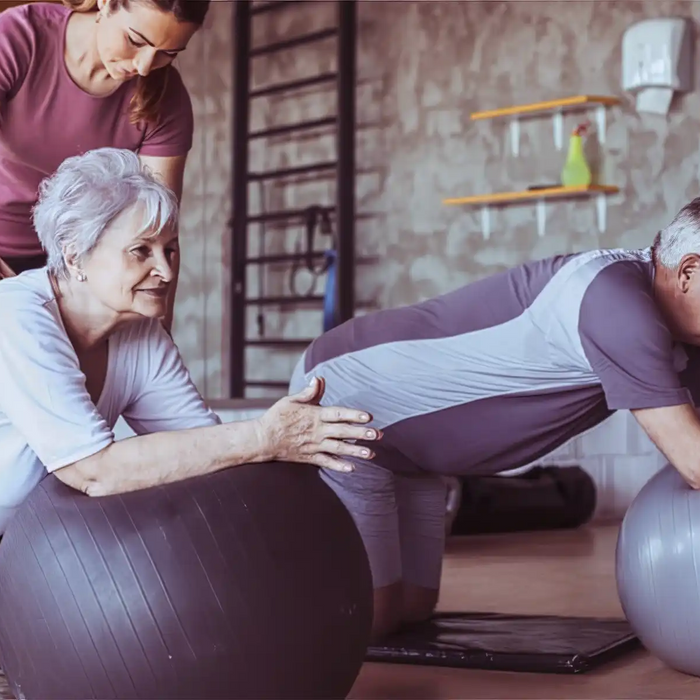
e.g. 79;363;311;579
617;463;700;678
450;465;597;536
366;611;638;674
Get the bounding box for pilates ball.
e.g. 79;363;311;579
0;464;374;700
616;463;700;676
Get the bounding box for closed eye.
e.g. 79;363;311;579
128;34;179;58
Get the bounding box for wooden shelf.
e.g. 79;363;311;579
471;95;621;155
471;95;621;121
443;185;619;240
443;184;619;207
455;97;623;236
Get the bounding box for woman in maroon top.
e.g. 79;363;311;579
0;0;208;331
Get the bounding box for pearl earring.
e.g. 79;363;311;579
77;272;87;282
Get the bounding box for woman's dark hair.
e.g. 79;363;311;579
62;0;209;124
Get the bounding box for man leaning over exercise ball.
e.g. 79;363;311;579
290;196;700;642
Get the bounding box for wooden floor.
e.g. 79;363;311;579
1;523;699;699
351;523;700;699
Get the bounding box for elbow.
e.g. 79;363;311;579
83;478;110;498
677;465;700;491
54;461;108;498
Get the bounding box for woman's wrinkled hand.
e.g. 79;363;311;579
255;376;382;472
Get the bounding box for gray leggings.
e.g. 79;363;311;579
290;356;447;590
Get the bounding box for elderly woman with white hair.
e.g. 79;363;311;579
0;147;381;535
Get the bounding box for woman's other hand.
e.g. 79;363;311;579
255;376;381;472
0;257;16;280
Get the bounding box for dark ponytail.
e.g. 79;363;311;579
61;0;210;125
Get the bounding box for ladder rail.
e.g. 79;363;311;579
228;1;357;398
336;0;356;325
229;0;252;399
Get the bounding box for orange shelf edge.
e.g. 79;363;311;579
471;95;621;121
443;184;620;207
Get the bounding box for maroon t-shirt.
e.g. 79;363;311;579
0;2;194;256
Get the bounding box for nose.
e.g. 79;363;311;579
155;262;174;284
133;49;157;77
152;251;175;284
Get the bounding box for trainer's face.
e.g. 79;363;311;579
95;0;198;81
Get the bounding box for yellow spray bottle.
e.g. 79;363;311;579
561;120;592;187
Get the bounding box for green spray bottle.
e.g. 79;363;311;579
561;120;592;187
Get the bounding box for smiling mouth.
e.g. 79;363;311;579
137;288;168;298
116;67;137;79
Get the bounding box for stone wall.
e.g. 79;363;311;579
127;2;700;398
4;2;697;399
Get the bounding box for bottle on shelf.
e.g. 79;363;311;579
561;120;592;187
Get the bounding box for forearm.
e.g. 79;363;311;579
632;402;700;488
57;419;271;497
0;256;15;279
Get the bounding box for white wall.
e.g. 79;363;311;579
534;410;665;520
115;407;664;522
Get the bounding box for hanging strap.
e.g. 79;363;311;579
290;205;339;333
322;248;338;332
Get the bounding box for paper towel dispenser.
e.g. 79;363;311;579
622;17;693;115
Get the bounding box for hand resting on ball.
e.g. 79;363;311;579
632;402;700;489
255;375;381;472
55;374;380;498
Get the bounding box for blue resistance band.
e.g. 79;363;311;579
322;248;338;333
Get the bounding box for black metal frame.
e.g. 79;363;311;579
229;0;357;398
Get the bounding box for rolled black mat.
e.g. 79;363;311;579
451;466;597;535
365;612;639;674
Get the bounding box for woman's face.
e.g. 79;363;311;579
77;204;180;321
95;0;199;81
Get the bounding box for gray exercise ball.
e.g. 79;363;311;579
616;463;700;676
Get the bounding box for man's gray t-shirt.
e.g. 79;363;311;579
299;247;699;476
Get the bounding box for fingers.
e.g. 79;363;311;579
317;438;375;461
319;405;373;425
309;376;325;405
310;453;355;473
321;423;382;444
291;376;326;405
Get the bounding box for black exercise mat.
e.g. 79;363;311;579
365;612;639;674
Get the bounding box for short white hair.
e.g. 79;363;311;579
654;197;700;268
32;147;179;278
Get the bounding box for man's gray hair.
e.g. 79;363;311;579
32;147;179;278
654;197;700;269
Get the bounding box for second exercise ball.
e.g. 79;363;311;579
0;463;374;700
616;463;700;676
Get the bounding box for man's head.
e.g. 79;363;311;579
653;197;700;344
33;147;180;322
